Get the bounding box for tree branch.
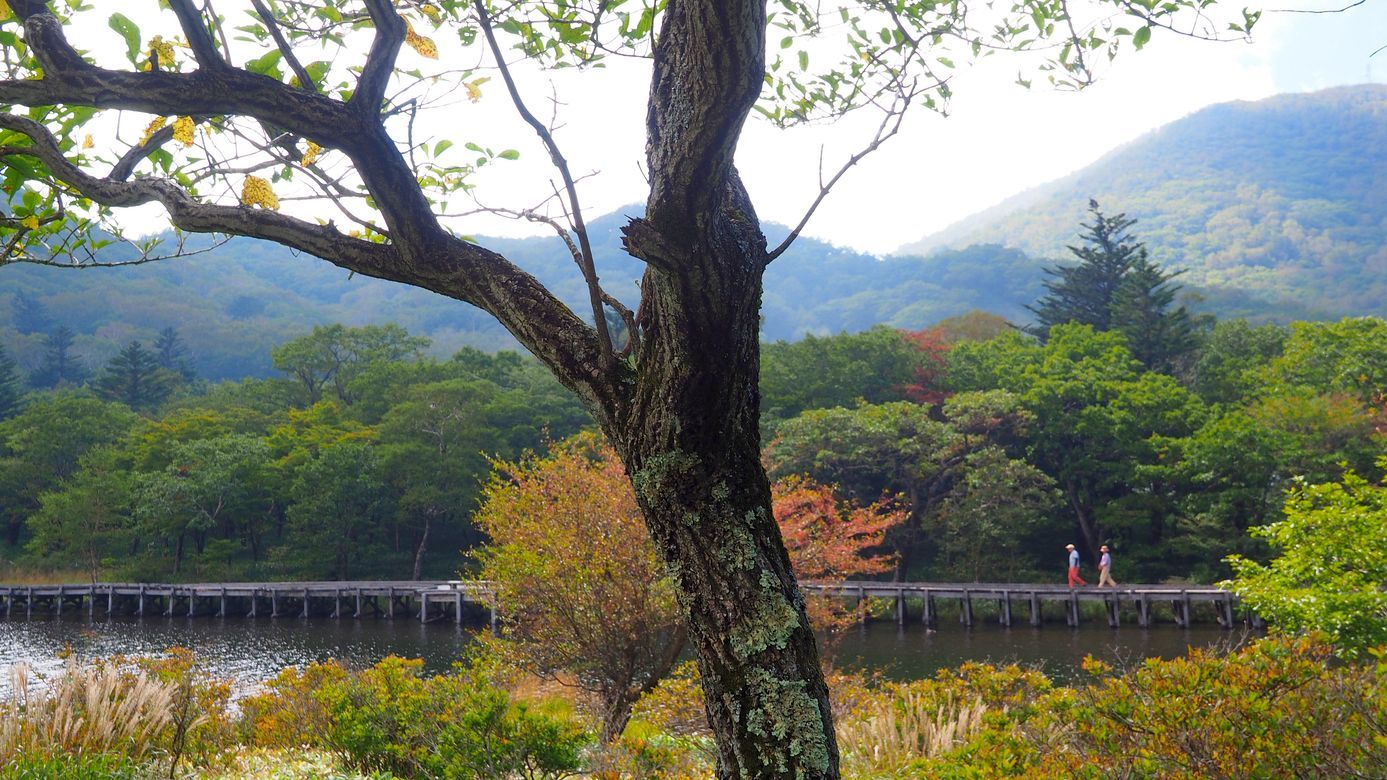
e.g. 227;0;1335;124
474;0;617;371
766;89;913;263
355;0;407;114
250;0;317;92
168;0;227;70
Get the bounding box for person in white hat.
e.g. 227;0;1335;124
1066;543;1087;588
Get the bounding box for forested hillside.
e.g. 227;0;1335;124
900;85;1387;318
0;218;1048;380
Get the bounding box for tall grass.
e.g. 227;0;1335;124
0;661;177;762
836;689;988;778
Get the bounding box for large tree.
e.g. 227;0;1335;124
0;1;1251;774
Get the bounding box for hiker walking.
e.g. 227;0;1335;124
1066;543;1087;587
1098;544;1117;587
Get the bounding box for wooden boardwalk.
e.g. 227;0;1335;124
0;580;1253;629
804;581;1252;629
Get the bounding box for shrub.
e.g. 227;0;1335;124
937;635;1387;778
239;660;350;748
316;656;589;779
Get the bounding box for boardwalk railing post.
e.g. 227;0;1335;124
921;592;935;628
218;587;227;618
300;588;309;619
1137;593;1149;627
355;589;364;619
55;586;63;618
895;591;904;626
107;585;115;616
1029;591;1041;627
420;591;430;623
26;587;33;619
1000;592;1012;627
960;589;973;628
857;586;866;625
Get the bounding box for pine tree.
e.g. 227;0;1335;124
1112;255;1202;374
1029;199;1201;373
29;326;88;389
1028;199;1143;335
153;326;197;382
94;341;173;412
0;344;23;421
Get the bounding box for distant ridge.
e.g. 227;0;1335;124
897;84;1387;318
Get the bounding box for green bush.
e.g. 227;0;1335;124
316;656;589;779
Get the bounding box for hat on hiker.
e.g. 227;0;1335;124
1065;544;1075;549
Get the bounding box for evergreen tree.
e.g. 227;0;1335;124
29;326;88;389
94;341;173;412
1112;255;1202;374
0;344;23;420
1028;200;1142;335
10;291;51;335
153;326;197;382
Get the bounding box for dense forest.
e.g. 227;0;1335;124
3;206;1383;586
902;85;1387;319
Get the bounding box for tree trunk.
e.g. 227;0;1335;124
612;183;839;778
411;513;431;581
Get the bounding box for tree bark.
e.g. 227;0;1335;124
612;182;838;777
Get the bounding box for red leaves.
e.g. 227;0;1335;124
772;475;903;581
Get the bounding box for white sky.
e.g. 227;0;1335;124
88;1;1387;255
449;0;1387;254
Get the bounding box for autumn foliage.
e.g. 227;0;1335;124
897;326;952;404
473;434;684;742
773;476;905;638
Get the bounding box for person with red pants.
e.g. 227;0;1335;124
1065;543;1087;587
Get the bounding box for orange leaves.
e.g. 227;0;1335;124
772;475;903;582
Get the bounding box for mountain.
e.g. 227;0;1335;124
0;213;1046;381
898;85;1387;319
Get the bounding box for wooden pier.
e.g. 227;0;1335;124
0;579;1253;629
801;581;1252;629
0;581;498;627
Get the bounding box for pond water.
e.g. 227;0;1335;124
0;614;1256;696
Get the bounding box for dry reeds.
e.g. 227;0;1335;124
0;660;177;762
836;688;989;778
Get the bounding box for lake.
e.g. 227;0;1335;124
0;614;1256;695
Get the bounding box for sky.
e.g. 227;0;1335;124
68;1;1387;256
444;0;1387;255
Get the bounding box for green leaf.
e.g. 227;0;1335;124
108;13;141;65
497;149;520;161
1132;26;1151;50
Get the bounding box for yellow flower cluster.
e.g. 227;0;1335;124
82;134;94;150
143;36;177;71
404;21;439;59
240;175;280;211
172;116;195;147
140;116;167;146
300;140;323;167
20;215;39;230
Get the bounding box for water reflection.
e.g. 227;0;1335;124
0;614;1256;695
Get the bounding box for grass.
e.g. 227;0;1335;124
0;562;93;585
0;661;177;763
